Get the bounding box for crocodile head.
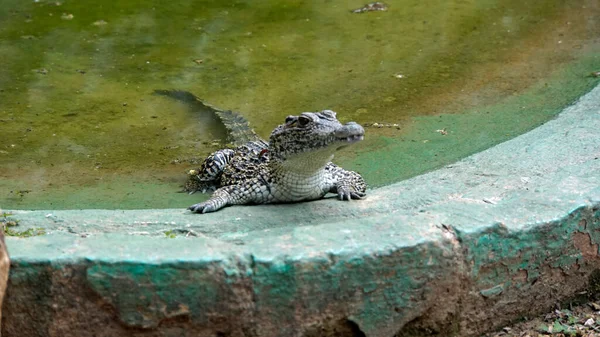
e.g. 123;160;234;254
269;110;364;172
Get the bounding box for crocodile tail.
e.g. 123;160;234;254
153;89;264;146
213;109;265;146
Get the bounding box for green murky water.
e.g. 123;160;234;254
1;0;599;209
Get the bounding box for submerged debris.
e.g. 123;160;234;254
363;122;400;129
591;71;600;78
11;190;31;198
436;128;448;135
351;2;389;13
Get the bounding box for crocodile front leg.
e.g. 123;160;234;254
325;164;367;200
188;177;270;213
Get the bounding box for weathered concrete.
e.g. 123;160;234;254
2;84;600;336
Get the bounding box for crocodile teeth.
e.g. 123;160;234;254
343;135;364;143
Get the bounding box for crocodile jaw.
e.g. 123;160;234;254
335;122;365;149
270;121;364;175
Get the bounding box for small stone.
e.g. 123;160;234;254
193;59;203;64
584;318;594;326
480;284;504;298
393;73;404;79
589;302;600;310
92;20;107;26
592;71;600;77
61;13;74;20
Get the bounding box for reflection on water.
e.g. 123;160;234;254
0;0;598;209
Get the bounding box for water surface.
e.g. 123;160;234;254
1;0;599;209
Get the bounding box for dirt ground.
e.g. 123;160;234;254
485;302;600;337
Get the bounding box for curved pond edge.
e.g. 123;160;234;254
3;84;600;336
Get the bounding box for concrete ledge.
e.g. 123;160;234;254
3;85;600;336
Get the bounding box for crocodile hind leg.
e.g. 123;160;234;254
188;177;271;213
184;149;235;194
325;163;367;200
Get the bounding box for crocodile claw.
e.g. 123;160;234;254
188;202;216;214
337;188;366;201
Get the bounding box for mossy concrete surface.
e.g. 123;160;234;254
2;84;600;336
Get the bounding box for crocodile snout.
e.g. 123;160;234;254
336;121;365;137
335;122;365;145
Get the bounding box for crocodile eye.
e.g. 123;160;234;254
298;116;311;127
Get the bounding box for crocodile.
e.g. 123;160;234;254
156;90;366;213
